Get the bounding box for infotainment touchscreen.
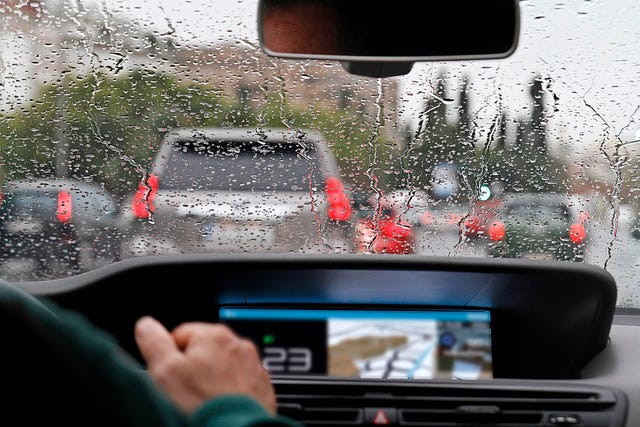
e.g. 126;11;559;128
219;308;492;380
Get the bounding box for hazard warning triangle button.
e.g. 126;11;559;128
373;410;389;424
364;408;397;425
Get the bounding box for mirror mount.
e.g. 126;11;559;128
340;61;414;78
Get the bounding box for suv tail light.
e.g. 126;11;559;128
325;177;352;221
488;220;506;241
132;174;159;219
569;222;586;244
378;217;414;254
57;191;72;223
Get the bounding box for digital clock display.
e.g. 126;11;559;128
219;308;493;380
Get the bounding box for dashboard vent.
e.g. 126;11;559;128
273;378;627;426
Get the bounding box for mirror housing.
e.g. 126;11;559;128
258;0;520;77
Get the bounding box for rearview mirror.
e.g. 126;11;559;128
258;0;520;77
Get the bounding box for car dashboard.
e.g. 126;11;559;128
16;253;636;426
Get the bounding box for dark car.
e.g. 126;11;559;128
0;179;122;279
486;193;589;262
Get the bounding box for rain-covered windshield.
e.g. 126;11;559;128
1;0;640;310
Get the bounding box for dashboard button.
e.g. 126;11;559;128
364;407;397;425
549;414;580;424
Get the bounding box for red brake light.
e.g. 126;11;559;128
569;222;586;244
488;221;506;241
325;177;352;221
381;218;412;239
463;216;480;236
57;191;72;223
147;174;159;192
324;176;343;193
132;174;159;219
376;217;414;254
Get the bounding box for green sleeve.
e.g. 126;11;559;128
0;284;302;427
0;284;189;427
191;395;303;427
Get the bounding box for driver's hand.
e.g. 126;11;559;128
134;316;276;415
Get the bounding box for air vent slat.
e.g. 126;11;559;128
303;408;363;425
400;409;542;425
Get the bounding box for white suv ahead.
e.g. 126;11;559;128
120;127;353;257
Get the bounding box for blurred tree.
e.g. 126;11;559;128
494;75;569;193
398;71;479;203
393;72;574;204
529;76;547;152
457;75;472;135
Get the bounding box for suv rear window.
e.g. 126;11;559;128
161;138;324;191
505;203;570;223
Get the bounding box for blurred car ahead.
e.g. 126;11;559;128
486;193;589;262
121;127;353;257
0;179;121;279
